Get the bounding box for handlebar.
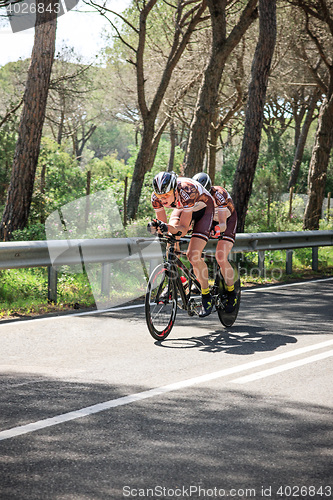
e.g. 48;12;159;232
147;219;168;234
147;219;182;239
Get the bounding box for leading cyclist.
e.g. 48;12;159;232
193;172;238;313
151;171;214;317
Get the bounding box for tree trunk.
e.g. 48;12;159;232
40;162;47;224
208;111;219;184
57;93;65;145
0;3;57;241
126;0;207;220
303;95;333;229
183;0;258;177
127;124;155;220
232;0;276;233
168;121;176;172
288;89;320;190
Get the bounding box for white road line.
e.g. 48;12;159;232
1;338;333;442
243;276;333;292
0;303;145;325
1;276;332;326
231;349;333;384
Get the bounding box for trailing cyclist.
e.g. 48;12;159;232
193;172;238;313
151;171;214;317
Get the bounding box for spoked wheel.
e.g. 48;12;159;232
145;264;177;341
216;266;241;328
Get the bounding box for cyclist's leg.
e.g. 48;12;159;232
188;198;214;317
187;198;214;289
216;211;237;312
216;239;234;286
187;236;209;289
216;211;237;282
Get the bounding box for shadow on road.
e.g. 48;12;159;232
155;327;298;355
0;371;332;499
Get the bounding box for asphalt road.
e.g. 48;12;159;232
0;278;332;500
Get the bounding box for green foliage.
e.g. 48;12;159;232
88;121;135;162
11;223;47;241
126;139;185;219
0;105;20;205
57;269;94;305
0;267;95;318
0;121;16;206
29;138;86;223
245;195;306;233
0;268;47;303
215;145;239;191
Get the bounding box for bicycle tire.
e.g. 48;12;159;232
145;264;177;341
216;265;241;328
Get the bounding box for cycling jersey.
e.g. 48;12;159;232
210;186;235;221
210;186;237;244
152;177;213;213
152;177;214;241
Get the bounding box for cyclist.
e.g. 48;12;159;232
193;172;238;313
151;171;214;317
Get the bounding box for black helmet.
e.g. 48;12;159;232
153;171;177;194
193;172;212;191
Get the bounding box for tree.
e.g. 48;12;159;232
287;87;321;189
206;36;248;184
183;0;258;177
232;0;277;232
0;1;57;240
125;0;208;220
287;0;333;229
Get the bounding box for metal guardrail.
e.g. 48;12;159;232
0;230;332;303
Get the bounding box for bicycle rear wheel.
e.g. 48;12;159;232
145;264;177;341
216;265;241;327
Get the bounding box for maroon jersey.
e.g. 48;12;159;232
210;186;235;220
152;177;213;213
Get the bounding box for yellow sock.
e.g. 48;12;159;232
201;287;210;295
226;284;234;292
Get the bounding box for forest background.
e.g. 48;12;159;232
0;0;332;316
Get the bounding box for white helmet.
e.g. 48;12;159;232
153;171;177;194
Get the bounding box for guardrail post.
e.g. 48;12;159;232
286;250;293;275
258;250;265;277
312;247;319;272
101;263;111;296
48;266;57;304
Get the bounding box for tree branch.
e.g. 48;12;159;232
0;97;23;128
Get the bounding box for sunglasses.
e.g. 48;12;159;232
154;190;174;199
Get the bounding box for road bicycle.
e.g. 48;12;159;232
144;223;241;341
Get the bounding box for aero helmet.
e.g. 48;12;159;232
193;172;212;191
153;171;177;194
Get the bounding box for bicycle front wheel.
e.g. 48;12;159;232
145;264;177;341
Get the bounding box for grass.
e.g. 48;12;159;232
0;247;332;321
0;267;95;321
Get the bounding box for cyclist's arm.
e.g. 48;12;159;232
154;208;168;224
168;209;192;236
217;208;228;232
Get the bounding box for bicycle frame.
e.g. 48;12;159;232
158;234;207;316
144;231;241;340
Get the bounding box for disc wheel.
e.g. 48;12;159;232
145;264;177;341
216;269;241;327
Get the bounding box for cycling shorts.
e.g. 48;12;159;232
212;210;237;244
